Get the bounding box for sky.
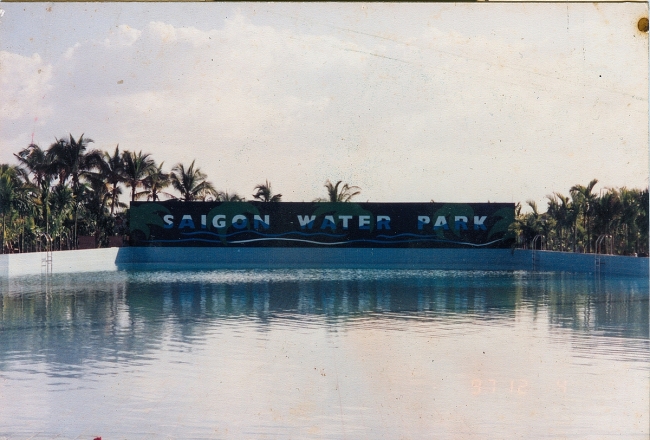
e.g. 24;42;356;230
0;3;647;208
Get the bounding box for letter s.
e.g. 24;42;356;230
163;214;174;229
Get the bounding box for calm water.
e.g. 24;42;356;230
0;269;647;439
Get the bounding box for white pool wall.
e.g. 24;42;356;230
0;248;647;278
0;248;121;278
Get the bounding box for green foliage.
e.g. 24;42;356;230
513;181;648;255
315;180;361;203
170;160;217;202
4;136;648;257
124;150;155;202
143;162;171;202
253;180;282;202
488;207;515;240
129;203;171;239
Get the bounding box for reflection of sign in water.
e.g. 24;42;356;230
129;201;515;248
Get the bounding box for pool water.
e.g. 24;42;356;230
0;269;648;439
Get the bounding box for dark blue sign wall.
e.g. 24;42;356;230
129;201;515;248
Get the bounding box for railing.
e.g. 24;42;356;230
595;234;612;272
40;233;53;275
595;234;612;255
531;235;545;271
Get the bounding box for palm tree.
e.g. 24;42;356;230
0;165;19;253
82;175;113;247
169;160;217;202
567;189;585;252
14;143;57;233
0;165;33;253
253;180;282;202
87;145;126;215
14;144;53;190
47;134;94;248
218;191;245;202
315;180;361;202
592;188;621;252
47;134;94;188
619;187;641;255
514;200;547;249
12;185;36;253
570;179;598;252
143;162;172;202
49;183;75;249
123;150;155;202
546;193;572;251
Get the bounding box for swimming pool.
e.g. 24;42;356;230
0;269;647;438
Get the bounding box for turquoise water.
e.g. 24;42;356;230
0;269;647;439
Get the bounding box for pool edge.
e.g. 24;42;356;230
0;248;647;278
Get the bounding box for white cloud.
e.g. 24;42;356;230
0;51;53;121
0;5;646;204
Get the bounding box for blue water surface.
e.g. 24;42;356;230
0;269;647;439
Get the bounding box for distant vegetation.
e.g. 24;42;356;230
512;179;648;256
0;134;647;255
313;180;361;203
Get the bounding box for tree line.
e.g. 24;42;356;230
0;134;647;255
0;134;363;253
512;179;648;256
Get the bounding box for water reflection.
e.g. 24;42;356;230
1;270;647;369
0;269;647;439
